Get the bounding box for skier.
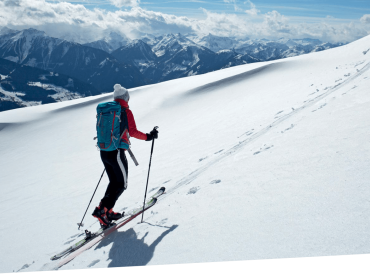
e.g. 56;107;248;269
92;84;158;227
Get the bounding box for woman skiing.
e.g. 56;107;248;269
92;84;158;227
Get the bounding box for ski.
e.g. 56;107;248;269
50;187;165;262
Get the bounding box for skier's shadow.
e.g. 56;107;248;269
95;224;178;267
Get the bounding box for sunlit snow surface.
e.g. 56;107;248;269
1;35;370;273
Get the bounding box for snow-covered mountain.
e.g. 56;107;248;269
110;33;239;83
215;49;260;68
183;33;343;60
117;33;258;83
279;38;323;46
234;38;345;61
137;33;345;81
194;33;239;52
0;58;99;112
0;27;18;36
157;44;216;80
1;34;370;273
83;32;130;53
102;32;131;51
0;28;146;92
140;34;163;47
111;40;157;72
83;40;113;54
235;40;290;60
151;33;199;59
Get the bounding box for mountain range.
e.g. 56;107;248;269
0;28;146;91
0;27;346;111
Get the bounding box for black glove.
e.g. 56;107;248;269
146;128;158;141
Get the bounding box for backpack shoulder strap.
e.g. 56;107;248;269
120;107;128;134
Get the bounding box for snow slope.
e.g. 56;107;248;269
1;35;370;273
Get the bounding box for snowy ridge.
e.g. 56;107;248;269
1;35;370;273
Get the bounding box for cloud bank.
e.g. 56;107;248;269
110;0;140;8
361;14;370;24
0;0;369;44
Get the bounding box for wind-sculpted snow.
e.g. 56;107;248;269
184;62;285;96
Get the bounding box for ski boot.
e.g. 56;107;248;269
107;208;124;222
92;206;111;228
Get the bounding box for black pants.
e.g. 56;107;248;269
99;149;128;210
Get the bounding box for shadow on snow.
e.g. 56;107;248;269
94;224;178;267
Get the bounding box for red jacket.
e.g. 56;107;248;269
115;99;148;143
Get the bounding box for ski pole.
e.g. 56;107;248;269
141;126;158;223
77;168;105;229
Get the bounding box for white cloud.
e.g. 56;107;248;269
197;9;247;36
0;0;368;44
263;11;290;33
244;0;259;16
110;0;140;8
223;0;242;12
0;0;196;42
360;14;370;24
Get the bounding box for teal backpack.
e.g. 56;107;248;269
95;101;129;151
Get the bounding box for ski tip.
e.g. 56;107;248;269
159;187;165;192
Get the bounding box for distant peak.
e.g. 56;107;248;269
108;31;124;39
21;28;46;37
0;26;18;35
131;39;145;45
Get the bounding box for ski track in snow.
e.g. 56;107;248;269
159;61;370;200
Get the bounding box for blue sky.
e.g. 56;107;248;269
50;0;370;20
144;0;370;19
